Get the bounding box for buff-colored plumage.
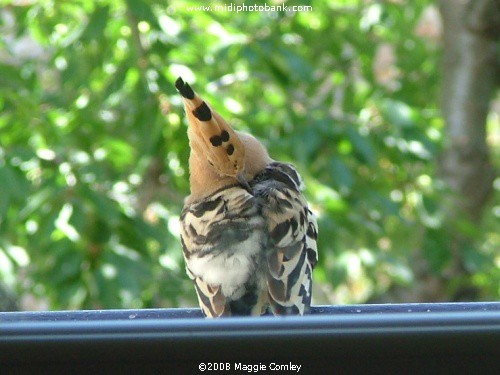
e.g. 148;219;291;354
175;77;318;317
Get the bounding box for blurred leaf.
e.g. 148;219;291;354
79;184;122;226
346;127;377;165
81;5;110;42
379;99;417;128
329;157;354;191
124;0;158;26
423;229;452;273
101;138;136;169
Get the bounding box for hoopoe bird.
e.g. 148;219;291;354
175;77;318;317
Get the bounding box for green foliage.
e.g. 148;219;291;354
0;0;498;310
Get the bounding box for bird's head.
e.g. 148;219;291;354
175;77;272;200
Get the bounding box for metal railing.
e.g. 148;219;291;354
1;302;499;373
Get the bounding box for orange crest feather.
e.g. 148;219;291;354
175;77;245;178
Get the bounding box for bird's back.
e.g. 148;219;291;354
180;162;318;317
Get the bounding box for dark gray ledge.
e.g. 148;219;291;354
1;302;499;373
2;301;499;321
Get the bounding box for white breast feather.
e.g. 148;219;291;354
187;230;265;297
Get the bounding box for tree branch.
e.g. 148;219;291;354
438;0;498;221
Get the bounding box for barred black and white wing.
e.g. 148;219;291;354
252;162;318;315
180;163;318;317
180;186;268;317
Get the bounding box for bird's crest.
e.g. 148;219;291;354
175;77;246;179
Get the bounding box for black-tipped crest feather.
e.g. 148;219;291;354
193;101;212;121
175;76;195;99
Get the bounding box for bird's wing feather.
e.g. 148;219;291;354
192;272;230;317
255;163;318;315
180;186;261;317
